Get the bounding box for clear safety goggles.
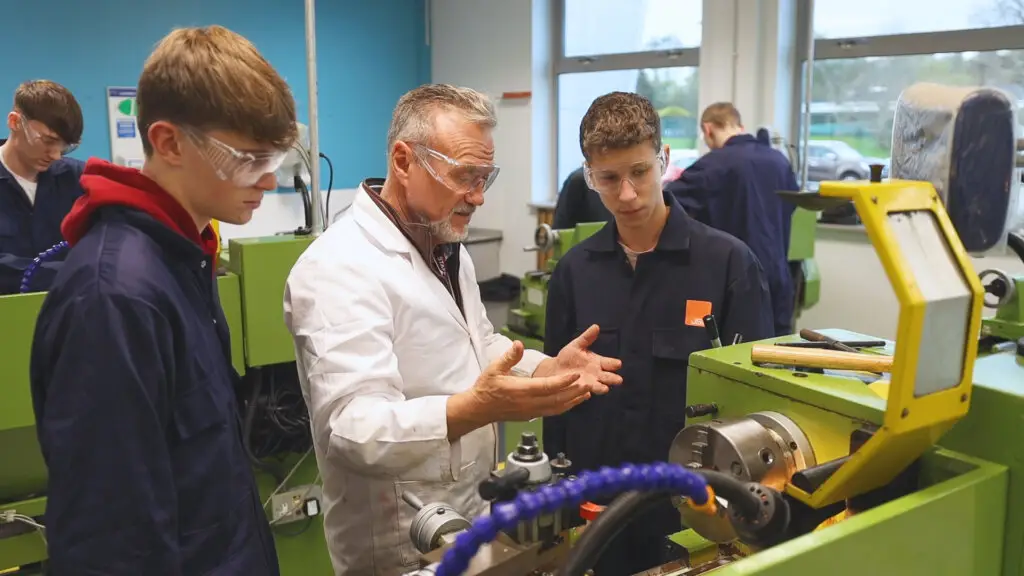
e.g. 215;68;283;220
584;151;667;196
18;115;78;156
413;143;500;196
182;127;288;187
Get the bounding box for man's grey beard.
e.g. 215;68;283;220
424;201;475;243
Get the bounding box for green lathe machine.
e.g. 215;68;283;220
468;82;1021;575
0;234;336;575
624;83;1024;575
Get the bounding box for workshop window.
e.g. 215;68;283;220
555;67;699;187
561;0;702;57
553;0;702;201
796;0;1024;186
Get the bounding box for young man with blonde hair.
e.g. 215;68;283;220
31;26;296;575
543;92;774;575
0;80;85;293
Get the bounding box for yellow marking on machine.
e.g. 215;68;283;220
785;179;984;508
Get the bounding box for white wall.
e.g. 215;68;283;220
430;0;542;276
798;227;1024;339
218;187;358;244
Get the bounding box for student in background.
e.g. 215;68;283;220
666;102;800;336
552;166;612;229
0;80;84;294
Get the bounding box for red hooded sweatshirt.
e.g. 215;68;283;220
63;159;220;264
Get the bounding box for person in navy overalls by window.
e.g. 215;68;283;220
666;102;800;336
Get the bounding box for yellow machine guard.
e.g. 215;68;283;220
784;179;985;508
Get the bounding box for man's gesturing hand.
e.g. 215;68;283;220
535;324;623;395
447;341;591;441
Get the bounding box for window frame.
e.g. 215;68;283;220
791;0;1024;184
547;0;701;204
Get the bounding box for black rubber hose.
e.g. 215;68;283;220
1007;231;1024;265
698;469;762;519
560;490;668;576
561;469;765;576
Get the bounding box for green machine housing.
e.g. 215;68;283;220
977;234;1024;343
502;221;607;351
673;332;1022;575
0;235;336;575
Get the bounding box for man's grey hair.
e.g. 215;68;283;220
386;83;497;161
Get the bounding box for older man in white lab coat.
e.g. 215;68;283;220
283;84;622;575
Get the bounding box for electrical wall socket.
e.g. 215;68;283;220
270;484;323;525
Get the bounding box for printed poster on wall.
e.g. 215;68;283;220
106;87;144;168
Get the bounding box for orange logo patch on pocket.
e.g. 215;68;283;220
684;300;713;327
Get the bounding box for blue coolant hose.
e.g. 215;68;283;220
434;462;710;576
20;241;69;294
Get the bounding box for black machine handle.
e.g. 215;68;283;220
790;456;851;493
479;467;530;502
1007;231;1024;265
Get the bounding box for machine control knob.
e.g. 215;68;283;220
405;495;471;554
402;492;425;511
979;268;1015;309
524;224;559;252
685;403;719;418
869;163;885;182
551;452;572;473
514;432;543;462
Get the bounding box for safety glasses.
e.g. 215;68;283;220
412;143;500;195
182;127;288;188
584;151;667;196
18;115;78;156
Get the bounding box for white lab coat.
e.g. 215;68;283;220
283;187;546;575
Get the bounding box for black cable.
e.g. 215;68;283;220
1007;230;1024;265
274;516;314;538
560;490;668;576
243;371;266;468
293;175;313;236
320;152;334;225
561;469;766;576
697;469;762;519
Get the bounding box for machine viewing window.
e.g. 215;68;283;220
555;67;699;187
562;0;702;58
